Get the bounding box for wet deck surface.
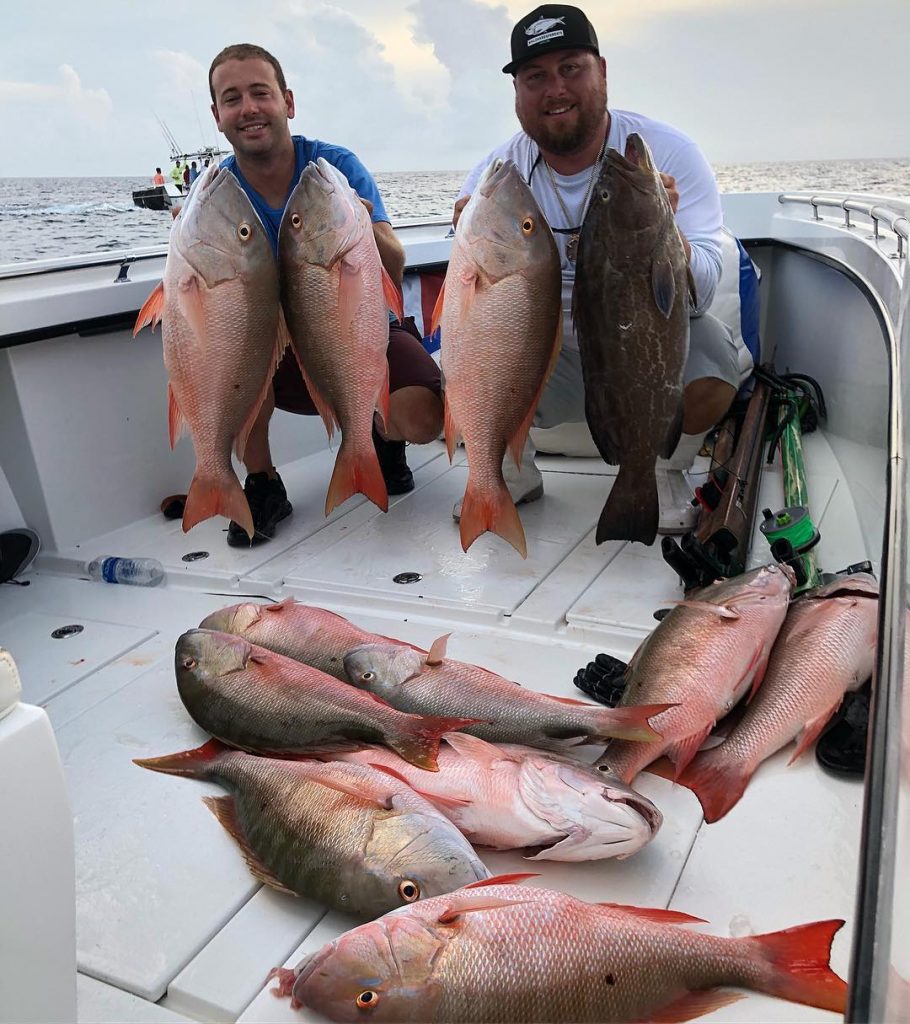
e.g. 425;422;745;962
1;434;867;1023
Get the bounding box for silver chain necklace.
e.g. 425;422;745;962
543;136;608;263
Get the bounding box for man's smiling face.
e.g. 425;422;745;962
513;49;607;157
211;57;295;159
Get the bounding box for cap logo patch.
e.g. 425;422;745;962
525;16;566;36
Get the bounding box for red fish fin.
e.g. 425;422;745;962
265;597;296;614
167;382;186;450
443;731;505;765
666;723;715;778
590;703;676;743
457;271;477;323
307;772;396;809
388;715;483;772
665;599;741;620
676;753;753;823
338;256;366;339
597;904;707;925
425;634;450;666
382;266;404;321
133;281;165;335
235;324;288;461
175;274;208;349
459;477;527;558
437;895;536;925
596;463;659;545
748;919;848;1013
642;755;676;782
430;280;446;336
276;306;293;367
743;643;771;704
649;990;745;1023
507;321;561;470
790;701;842;764
183;471;253;538
202;795;297;895
375;363;391;438
267;967;301;1009
133;738;228;777
324;440;389;516
464;873;539;889
368;763;471;808
443;395;461;462
290;343;338;440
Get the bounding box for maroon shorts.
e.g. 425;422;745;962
272;318;442;415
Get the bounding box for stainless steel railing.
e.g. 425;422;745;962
779;193;910;260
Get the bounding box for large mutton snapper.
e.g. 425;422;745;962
279;158;403;517
595;563;795;783
174;628;477;771
343;633;672;748
133;163;285;540
272;878;847;1022
675;572;879;821
135;740;489;918
435;159;561;558
574;132;691;545
198;598;424;682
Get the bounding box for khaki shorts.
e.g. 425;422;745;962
534;312;751;430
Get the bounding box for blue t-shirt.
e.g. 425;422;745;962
221;136;390;255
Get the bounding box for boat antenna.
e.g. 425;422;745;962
156;116;182;161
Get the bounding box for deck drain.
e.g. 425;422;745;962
182;551;210;562
51;624;84;640
393;571;422;585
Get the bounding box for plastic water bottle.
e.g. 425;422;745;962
86;556;165;586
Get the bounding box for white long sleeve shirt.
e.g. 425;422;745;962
458;109;724;351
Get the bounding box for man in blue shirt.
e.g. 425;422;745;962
208;44;443;546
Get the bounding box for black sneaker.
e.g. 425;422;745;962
815;682;870;777
373;426;414;495
227;472;292;547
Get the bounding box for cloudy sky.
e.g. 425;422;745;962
2;0;908;177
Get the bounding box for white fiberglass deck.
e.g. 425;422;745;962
1;432;870;1024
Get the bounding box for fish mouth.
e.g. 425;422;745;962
614;793;662;834
291;944;337;1005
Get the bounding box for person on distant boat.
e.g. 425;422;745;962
188;160;200;185
170;160;184;193
207;43;444;547
152;167;166;185
452;3;752;535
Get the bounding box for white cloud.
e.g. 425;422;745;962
0;64;111;120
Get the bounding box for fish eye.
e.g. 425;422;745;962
182;657;197;670
398;879;420;903
356;990;379;1010
237;222;252;241
361;671;376;682
521;217;534;235
291;212;302;228
600;190;610;200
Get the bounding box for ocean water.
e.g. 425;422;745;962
1;158;909;267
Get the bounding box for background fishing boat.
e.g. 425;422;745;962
0;188;908;1023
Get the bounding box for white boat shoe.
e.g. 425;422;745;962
655;430;706;535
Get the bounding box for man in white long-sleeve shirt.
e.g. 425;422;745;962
452;3;750;533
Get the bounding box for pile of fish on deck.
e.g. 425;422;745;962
136;557;878;1022
132;136;697;560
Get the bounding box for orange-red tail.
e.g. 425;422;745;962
590;703;676;743
134;738;229;778
388;715;483;772
675;751;754;823
183;470;253;538
749;919;847;1013
459;475;527;558
324;440;389;516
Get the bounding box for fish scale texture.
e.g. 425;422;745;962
198;601;419;681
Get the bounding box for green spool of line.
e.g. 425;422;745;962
758;506;818;549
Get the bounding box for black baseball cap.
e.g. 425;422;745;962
503;5;599;75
